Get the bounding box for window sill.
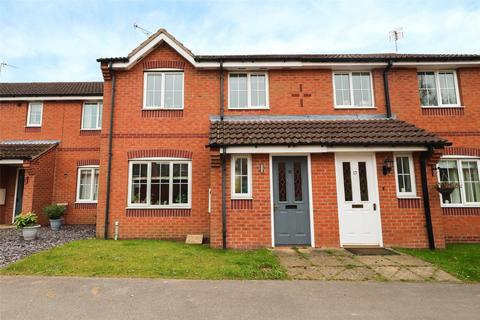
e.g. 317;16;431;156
142;107;184;111
334;106;376;110
228;107;270;110
231;196;253;200
25;125;41;128
75;201;98;204
397;196;420;199
441;204;480;208
126;206;191;210
421;106;464;109
80;128;101;131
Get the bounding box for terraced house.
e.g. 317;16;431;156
1;29;479;249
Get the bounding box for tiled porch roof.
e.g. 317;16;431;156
0;82;103;98
209;118;449;148
0;141;59;160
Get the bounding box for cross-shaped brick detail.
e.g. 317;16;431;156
291;84;312;107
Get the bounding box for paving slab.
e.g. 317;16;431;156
384;254;432;266
373;266;401;279
390;268;425;281
308;255;345;267
356;255;397;267
333;267;377;281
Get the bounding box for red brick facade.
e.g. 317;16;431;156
1;30;479;249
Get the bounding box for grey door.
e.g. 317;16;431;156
14;169;25;218
272;157;311;246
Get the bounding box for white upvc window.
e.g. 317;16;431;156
26;102;43;127
128;160;192;208
76;166;99;203
81;102;102;130
143;72;184;109
231;155;252;199
228;72;269;109
394;154;417;198
417;71;460;107
437;158;480;207
333;71;374;108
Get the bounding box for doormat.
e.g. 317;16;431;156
345;248;399;256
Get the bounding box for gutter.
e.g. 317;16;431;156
420;147;436;249
219;61;227;249
104;62;117;239
383;60;393;118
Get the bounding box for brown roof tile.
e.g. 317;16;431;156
0;141;58;160
209;119;449;147
0;82;103;98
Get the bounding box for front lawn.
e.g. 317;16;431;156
398;244;480;282
0;239;287;280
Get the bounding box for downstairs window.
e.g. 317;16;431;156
437;158;480;206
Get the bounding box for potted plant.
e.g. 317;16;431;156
43;204;66;231
14;212;40;240
435;182;459;198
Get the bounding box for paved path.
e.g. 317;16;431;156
275;247;459;281
1;276;479;320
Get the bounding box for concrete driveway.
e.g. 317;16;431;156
1;276;479;320
275;247;459;281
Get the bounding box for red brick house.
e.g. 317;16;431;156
1;29;479;249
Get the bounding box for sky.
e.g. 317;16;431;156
0;0;479;82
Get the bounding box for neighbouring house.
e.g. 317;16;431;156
1;29;479;249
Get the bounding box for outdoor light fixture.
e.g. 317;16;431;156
259;163;265;174
383;158;394;175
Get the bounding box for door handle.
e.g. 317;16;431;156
373;203;377;211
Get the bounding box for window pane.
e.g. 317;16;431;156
438;72;458;105
146;74;162;107
438;160;461;204
164;73;183;108
396;156;412;193
160;164;170;205
418;72;438;106
334;73;351;106
79;169;92;200
293;162;303;202
358;162;369;201
93;169;99;200
278;162;287;202
352;72;372;106
28;103;42;125
462;161;480;203
250;74;266;107
131;163;148;204
229;74;248;108
172;163;188;204
342;162;352;201
82;103;98;129
234;157;249;194
151;163;161;205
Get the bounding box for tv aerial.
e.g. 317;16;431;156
133;23;153;37
389;27;404;53
0;61;18;76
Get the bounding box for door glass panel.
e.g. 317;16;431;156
278;162;287;202
358;162;369;201
342;162;353;201
293;162;302;201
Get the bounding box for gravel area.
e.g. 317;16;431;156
0;225;95;268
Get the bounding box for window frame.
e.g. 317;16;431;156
127;159;192;209
437;157;480;207
230;154;253;199
76;166;99;203
81;101;103;130
393;153;417;198
26;102;43;127
227;72;269;110
332;71;375;109
417;70;461;108
142;71;185;110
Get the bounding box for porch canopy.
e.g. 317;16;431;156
209;115;449;152
0;140;59;163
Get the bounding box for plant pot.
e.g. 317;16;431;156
22;225;40;241
49;219;62;231
435;186;456;198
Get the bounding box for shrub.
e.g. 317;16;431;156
43;204;66;220
14;212;38;229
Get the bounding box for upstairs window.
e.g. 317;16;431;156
417;71;460;107
81;102;102;130
333;72;374;108
76;166;99;202
231;155;252;199
27;102;43;127
228;73;268;109
437;159;480;206
128;160;191;208
394;154;416;197
143;72;184;109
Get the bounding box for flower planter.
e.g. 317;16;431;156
22;225;40;241
49;219;62;231
435;183;458;198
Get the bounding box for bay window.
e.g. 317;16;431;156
143;72;184;109
333;72;374;108
437;159;480;206
128;160;191;208
228;73;268;109
76;166;99;202
417;71;460;107
231;155;252;199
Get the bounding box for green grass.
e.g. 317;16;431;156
0;239;287;280
398;244;480;282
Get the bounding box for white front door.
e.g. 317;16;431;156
335;153;382;246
